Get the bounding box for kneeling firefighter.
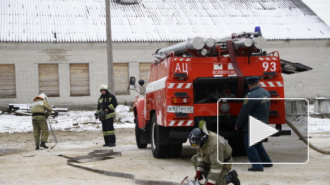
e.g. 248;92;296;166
190;121;240;185
95;84;118;147
31;93;52;150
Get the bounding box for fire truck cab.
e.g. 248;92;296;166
130;28;311;158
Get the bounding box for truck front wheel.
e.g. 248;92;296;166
135;117;147;149
151;114;168;158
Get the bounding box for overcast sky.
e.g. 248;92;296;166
302;0;330;27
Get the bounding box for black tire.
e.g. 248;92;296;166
151;114;168;158
135;118;147;149
168;143;182;158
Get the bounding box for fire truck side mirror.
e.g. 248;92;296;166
129;76;136;90
138;79;145;86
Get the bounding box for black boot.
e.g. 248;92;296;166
40;142;48;149
35;145;39;150
103;136;109;147
105;135;115;147
109;135;116;146
225;170;240;185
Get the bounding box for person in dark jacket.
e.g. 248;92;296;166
95;84;118;147
235;76;272;172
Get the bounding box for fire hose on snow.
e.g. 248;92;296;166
46;119;179;185
285;118;330;155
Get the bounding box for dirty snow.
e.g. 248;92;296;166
308;117;330;133
1;105;330;134
0;105;134;133
287;116;330;135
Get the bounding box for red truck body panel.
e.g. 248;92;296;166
131;33;311;158
138;55;286;129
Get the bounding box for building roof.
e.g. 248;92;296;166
1;0;330;42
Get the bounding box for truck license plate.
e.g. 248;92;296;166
167;106;194;113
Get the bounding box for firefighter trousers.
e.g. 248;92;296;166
32;116;49;146
102;117;116;144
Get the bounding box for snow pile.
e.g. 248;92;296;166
1;104;330;133
0;115;31;133
0;105;134;133
116;105;134;124
289;115;330;133
308;117;330;133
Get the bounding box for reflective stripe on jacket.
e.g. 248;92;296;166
31;99;52;117
95;92;118;119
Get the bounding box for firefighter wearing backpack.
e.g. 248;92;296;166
190;121;240;185
31;93;52;150
95;84;118;147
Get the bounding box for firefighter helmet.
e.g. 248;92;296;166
189;128;204;147
33;93;48;101
100;84;108;92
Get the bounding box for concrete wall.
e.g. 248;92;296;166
0;40;329;109
264;40;330;100
0;42;174;109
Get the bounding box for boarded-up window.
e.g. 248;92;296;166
0;64;16;98
38;64;59;97
114;63;129;95
139;63;151;86
70;64;90;96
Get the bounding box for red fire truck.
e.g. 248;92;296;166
130;27;311;158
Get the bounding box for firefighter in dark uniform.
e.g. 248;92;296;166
190;121;240;185
95;84;118;147
235;76;273;171
31;93;52;150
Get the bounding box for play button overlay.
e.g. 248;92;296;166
217;98;309;165
249;116;278;147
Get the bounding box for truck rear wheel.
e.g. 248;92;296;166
135;118;147;149
151;114;168;158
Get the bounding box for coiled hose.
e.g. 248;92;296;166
286;118;330;155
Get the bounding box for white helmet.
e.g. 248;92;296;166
40;93;48;101
100;84;108;92
34;93;48;101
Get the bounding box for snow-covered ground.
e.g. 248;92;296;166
0;105;330;134
308;117;330;133
0;105;135;133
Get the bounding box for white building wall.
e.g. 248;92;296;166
0;40;329;109
264;39;330;99
0;42;173;108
